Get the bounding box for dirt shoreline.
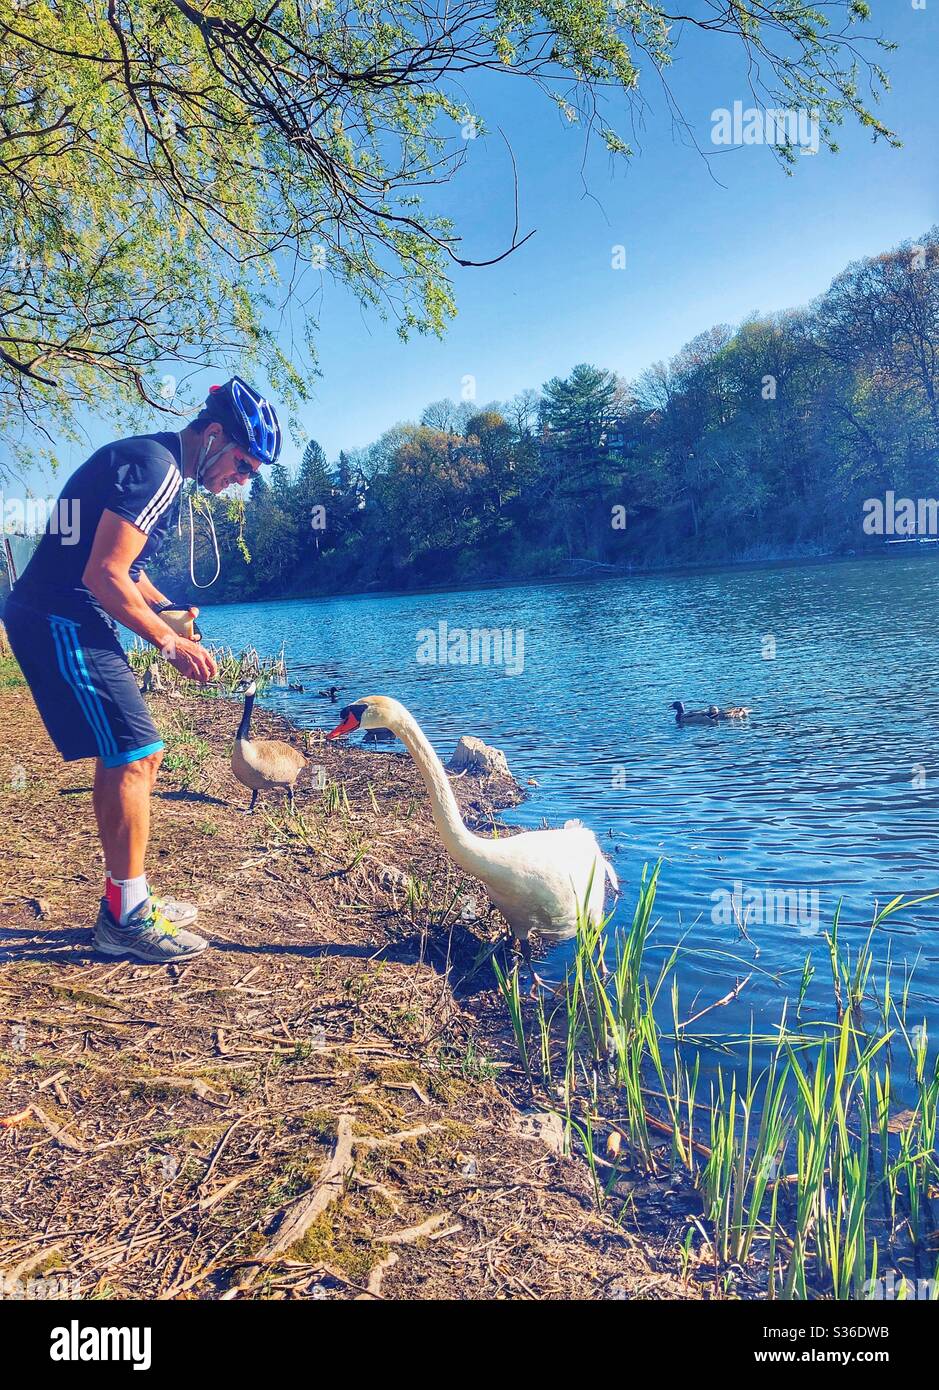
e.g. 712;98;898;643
0;677;697;1301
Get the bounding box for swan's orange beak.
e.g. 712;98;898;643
327;712;360;739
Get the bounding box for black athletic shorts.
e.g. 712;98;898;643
3;594;164;766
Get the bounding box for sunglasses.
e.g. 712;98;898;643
233;456;260;479
204;434;262;480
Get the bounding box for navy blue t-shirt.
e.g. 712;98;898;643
12;432;183;621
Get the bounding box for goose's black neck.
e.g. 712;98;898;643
237;692;255;741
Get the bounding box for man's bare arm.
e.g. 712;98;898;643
83;511;216;682
135;568;172;611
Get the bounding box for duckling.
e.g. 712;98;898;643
708;705;752;721
670;701;718;727
231;681;307;812
316;686;340;702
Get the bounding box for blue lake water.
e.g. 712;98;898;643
196;556;939;1055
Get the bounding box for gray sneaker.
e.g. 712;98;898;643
93;898;208;963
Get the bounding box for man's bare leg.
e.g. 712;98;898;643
92;750;164;881
90;750;207;959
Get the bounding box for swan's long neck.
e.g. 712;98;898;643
391;709;494;877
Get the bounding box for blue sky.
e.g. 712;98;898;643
6;1;936;492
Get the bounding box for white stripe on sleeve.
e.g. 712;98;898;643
134;465;182;534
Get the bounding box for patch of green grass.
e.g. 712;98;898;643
160;721;210;790
0;651;24;688
437;1041;497;1090
321;778;350;816
289;1206;383;1283
302;1110;339;1143
417;1120;475;1162
194;1066;257;1095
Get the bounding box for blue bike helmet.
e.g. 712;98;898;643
204;376;282;465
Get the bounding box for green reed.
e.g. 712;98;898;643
492;955;532;1092
129;639;285;694
493;864;939;1300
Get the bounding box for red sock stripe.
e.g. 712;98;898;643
105;878;122;919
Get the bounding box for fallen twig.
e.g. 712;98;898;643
678;974;753;1033
0;1104;88;1152
355;1123;445;1150
225;1113;356;1295
355;1251;398;1299
380;1212;451;1245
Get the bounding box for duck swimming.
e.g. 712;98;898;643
316;686;340;702
670;701;718;726
708;705;752;720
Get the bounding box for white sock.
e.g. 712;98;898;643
108;874;150;926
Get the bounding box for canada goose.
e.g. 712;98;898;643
231;681;306;812
708;704;752;720
328;698;617;985
316;686;340;702
670;701;718;727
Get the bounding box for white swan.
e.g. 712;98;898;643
327;696;618;977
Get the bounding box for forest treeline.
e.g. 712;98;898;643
154;229;939;601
